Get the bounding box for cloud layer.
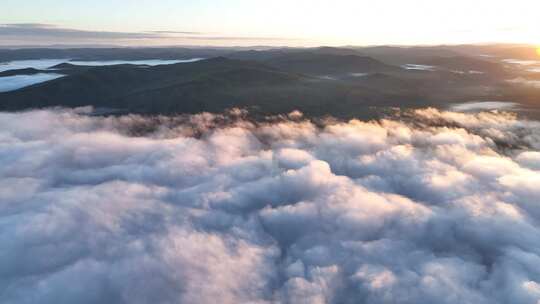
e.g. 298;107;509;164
0;24;296;46
1;108;540;303
0;23;165;39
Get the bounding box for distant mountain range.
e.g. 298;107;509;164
1;45;539;118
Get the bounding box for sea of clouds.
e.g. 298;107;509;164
1;107;540;303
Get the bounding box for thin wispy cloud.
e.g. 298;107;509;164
148;30;204;35
0;24;298;46
0;23;160;39
181;36;299;41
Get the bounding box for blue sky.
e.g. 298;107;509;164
1;0;539;46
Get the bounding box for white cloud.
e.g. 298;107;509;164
1;108;540;303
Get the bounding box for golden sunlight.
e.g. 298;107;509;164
537;47;540;57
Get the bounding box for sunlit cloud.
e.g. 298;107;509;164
2;107;540;303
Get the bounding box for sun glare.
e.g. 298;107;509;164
537;47;540;57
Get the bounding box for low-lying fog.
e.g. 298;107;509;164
67;58;203;66
450;101;519;111
0;58;203;72
0;73;65;92
508;78;540;88
1;107;540;303
0;59;67;72
503;58;540;73
0;58;203;91
401;64;436;71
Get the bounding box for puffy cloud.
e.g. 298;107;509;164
1;107;540;303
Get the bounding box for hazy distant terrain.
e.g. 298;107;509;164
1;44;539;118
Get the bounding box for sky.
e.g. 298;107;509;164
1;0;539;46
